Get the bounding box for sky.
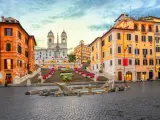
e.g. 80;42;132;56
0;0;160;52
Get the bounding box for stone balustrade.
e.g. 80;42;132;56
13;68;41;84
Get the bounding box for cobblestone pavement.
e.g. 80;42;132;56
1;81;160;120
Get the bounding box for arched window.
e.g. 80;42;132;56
141;24;145;32
49;39;51;43
62;38;65;43
6;43;11;51
63;51;65;56
134;24;138;31
128;45;132;53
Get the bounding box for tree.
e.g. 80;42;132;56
68;54;76;62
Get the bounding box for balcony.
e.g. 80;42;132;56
134;29;153;33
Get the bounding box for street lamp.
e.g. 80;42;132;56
123;45;128;83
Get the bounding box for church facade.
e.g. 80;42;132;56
35;30;68;66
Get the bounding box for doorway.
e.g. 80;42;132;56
126;71;132;81
149;70;153;80
137;72;141;80
6;74;12;84
158;71;160;79
142;72;147;80
118;71;122;80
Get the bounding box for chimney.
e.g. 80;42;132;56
1;16;4;22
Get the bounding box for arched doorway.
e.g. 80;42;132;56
118;71;122;81
149;70;153;80
126;71;132;81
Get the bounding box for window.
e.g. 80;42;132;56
150;49;152;55
149;25;152;32
156;46;160;52
128;46;132;53
18;45;22;54
134;24;138;31
25;51;28;58
92;56;94;61
96;54;98;59
97;64;98;69
127;34;131;40
149;59;154;65
110;60;112;66
135;35;138;42
143;49;148;56
4;59;13;69
156;26;159;32
141;24;145;32
103;52;104;58
118;46;121;53
6;43;11;51
18;31;21;39
142;36;146;42
92;46;94;51
156;37;159;43
118;59;121;65
20;61;22;67
93;66;94;70
135;59;140;65
109;34;112;42
156;59;158;65
63;51;65;56
143;59;147;65
103;63;105;68
135;49;139;55
129;59;132;65
25;38;28;45
102;40;105;46
110;48;112;54
4;28;12;36
148;36;152;43
49;39;51;43
117;33;121;39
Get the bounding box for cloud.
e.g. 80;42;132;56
31;24;41;29
88;23;111;31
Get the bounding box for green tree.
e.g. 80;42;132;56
68;54;76;62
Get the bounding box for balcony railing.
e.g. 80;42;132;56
134;29;160;33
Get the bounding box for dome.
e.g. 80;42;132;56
48;30;54;36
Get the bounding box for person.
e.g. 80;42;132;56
5;80;8;87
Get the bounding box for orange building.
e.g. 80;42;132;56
74;40;91;64
0;16;37;84
90;13;160;81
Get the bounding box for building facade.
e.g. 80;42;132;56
35;30;68;68
74;40;91;63
89;13;160;81
0;16;37;83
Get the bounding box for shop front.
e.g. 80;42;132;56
126;71;132;81
142;72;147;81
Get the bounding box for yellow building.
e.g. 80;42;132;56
74;40;91;64
88;37;102;72
90;13;160;81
